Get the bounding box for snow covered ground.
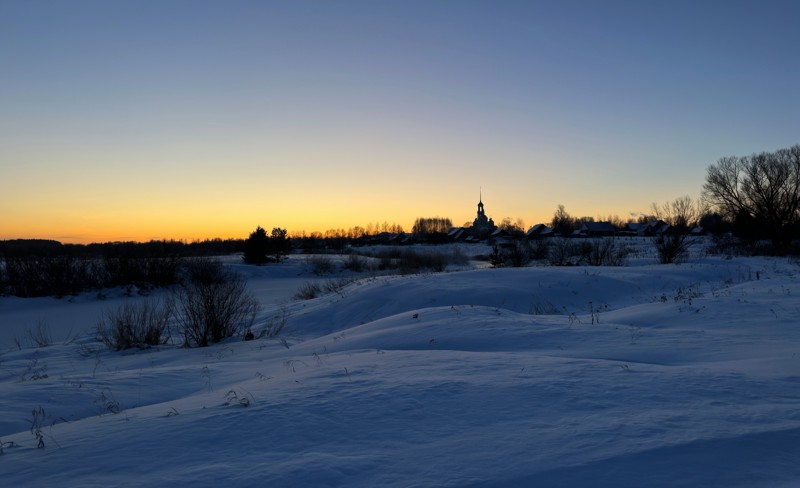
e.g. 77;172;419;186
2;245;800;486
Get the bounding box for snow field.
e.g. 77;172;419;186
1;253;800;486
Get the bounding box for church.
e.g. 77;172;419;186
447;193;497;242
446;191;499;242
471;192;496;238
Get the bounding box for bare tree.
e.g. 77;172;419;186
649;195;704;263
704;145;800;250
412;217;453;242
650;195;704;232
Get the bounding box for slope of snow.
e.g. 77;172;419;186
1;253;799;486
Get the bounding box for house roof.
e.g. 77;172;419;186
526;224;553;237
581;221;616;233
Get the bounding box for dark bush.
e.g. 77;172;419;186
97;298;172;350
528;240;551;261
579;238;629;266
294;281;322;300
343;253;369;272
507;242;532;267
705;234;746;257
547;238;577;266
654;233;693;264
3;256;95;297
103;256;180;289
174;260;259;347
308;255;337;274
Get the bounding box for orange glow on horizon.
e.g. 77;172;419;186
1;197;655;245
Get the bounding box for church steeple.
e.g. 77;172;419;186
472;188;495;237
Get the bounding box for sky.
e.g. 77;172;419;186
1;0;799;243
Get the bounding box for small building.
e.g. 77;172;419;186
448;227;468;242
525;224;554;239
580;221;616;237
645;220;671;236
621;223;645;236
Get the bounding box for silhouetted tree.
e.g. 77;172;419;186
698;212;731;236
649;196;703;263
704;144;800;251
650;195;703;233
551;205;575;236
243;226;269;265
268;227;290;262
412;217;452;242
499;217;525;234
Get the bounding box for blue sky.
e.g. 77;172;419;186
1;0;798;242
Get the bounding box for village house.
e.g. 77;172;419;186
525;224;554;240
579;221;616;237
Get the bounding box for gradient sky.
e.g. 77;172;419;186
2;0;799;243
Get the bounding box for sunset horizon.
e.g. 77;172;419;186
3;1;798;245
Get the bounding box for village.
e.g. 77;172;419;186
358;195;689;247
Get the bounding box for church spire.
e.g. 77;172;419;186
472;187;495;237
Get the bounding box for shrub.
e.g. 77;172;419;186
579;238;629;266
263;307;290;337
545;238;629;266
294;281;322;300
323;276;357;294
654;233;693;264
308;255;337;275
28;321;53;348
490;242;535;268
528;239;551;261
548;238;577;266
343;253;368;272
174;260;259;347
398;249;447;273
3;256;94;297
507;242;532;267
97;298;172;350
102;255;179;289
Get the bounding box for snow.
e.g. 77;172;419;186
2;247;800;486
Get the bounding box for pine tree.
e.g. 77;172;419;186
243;226;269;265
268;227;290;263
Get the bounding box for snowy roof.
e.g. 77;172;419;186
526;224;553;236
581;221;616;233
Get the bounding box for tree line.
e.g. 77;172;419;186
2;143;798;298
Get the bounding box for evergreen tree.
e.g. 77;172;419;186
268;227;290;263
243;226;269;265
